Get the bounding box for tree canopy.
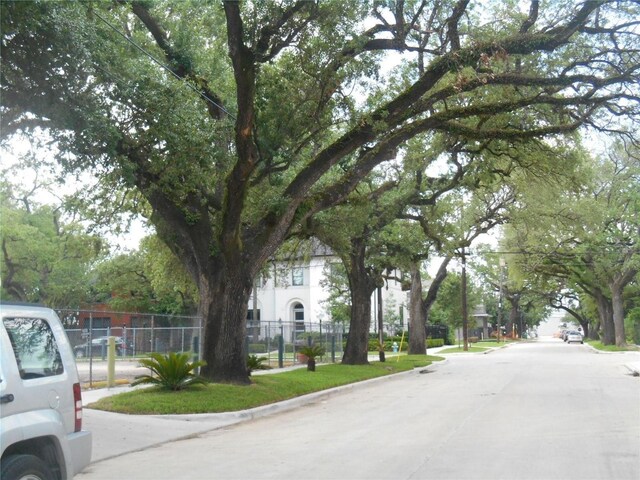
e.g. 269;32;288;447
2;0;639;382
0;181;104;306
506;140;639;345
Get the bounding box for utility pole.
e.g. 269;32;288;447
377;286;385;362
497;257;505;343
461;247;469;351
252;278;259;342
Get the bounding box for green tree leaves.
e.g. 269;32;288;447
0;184;104;306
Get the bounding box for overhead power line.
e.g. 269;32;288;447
93;10;235;120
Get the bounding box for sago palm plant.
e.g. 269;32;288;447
298;344;325;372
131;352;207;391
246;354;271;375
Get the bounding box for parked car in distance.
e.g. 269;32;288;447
566;331;584;344
74;336;130;358
1;302;92;479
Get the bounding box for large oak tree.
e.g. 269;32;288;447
2;0;639;382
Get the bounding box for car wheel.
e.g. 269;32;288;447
0;454;55;480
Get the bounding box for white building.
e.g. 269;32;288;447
247;243;410;340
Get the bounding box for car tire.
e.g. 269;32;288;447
0;454;56;480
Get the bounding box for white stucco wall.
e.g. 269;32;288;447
248;257;409;335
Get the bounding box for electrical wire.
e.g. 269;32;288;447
93;10;236;121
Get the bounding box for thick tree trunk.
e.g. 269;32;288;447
580;320;589;339
342;240;376;365
594;289;615;345
508;302;519;338
423;256;451;324
501;292;521;339
408;262;426;355
460;253;468;351
610;283;627;347
199;268;253;384
342;281;373;364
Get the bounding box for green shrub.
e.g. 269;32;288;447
426;338;444;348
247;354;270;375
384;340;407;351
298;344;326;372
132;352;207;391
248;343;267;354
297;332;322;344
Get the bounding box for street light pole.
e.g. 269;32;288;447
461;247;469;352
497;257;505;343
377;286;385;362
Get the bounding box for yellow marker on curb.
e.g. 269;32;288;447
397;330;406;361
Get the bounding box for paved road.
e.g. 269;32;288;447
77;339;640;480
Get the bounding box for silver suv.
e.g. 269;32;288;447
1;303;92;479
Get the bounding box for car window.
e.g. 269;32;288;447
3;317;64;379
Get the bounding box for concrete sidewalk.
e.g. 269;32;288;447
580;341;640;376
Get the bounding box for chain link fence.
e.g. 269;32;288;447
57;309;345;385
57;309;202;360
246;319;345;366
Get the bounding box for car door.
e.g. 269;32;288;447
0;313;75;434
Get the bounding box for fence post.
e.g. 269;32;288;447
198;316;203;365
331;334;336;363
192;336;199;366
151;316;155;354
278;324;284;368
102;326;110;360
88;312;93;388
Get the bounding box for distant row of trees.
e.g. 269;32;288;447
0;182;198;315
4;136;637;345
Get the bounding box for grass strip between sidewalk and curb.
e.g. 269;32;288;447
436;340;512;354
586;340;640;352
87;355;443;415
437;346;491;354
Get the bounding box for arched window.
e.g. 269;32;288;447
293;303;305;332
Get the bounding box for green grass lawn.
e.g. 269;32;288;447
437;345;490;354
88;355;443;415
437;340;512;354
586;340;640;352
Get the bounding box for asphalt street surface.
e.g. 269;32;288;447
77;339;640;480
